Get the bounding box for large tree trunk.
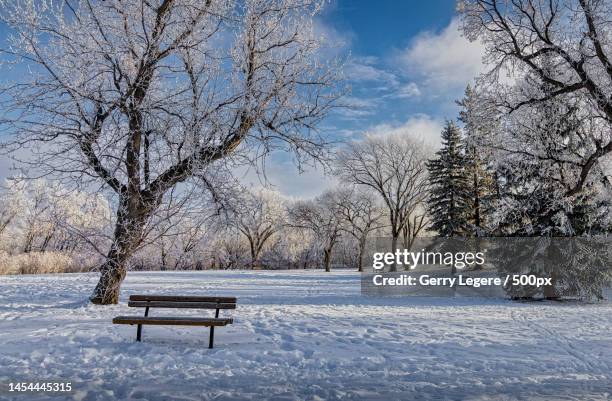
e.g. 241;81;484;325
90;249;129;305
323;246;332;272
90;196;150;305
249;239;262;270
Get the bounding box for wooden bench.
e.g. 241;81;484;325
112;295;236;348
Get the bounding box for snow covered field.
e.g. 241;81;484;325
0;270;611;401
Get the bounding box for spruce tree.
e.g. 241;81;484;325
427;121;471;236
457;85;498;235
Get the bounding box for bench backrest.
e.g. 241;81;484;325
128;295;237;309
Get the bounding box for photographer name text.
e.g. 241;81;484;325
372;274;553;288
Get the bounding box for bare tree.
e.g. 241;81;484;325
0;0;342;303
0;181;23;238
228;188;287;269
401;204;429;250
214;229;251;269
0;177;112;255
13;179;59;253
266;226;316;269
460;0;612;197
147;200;214;270
335;187;384;272
335;135;430;271
289;190;345;272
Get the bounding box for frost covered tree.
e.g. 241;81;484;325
265;226;316;269
479;68;612;296
144;195;217;271
0;178;112;255
228;188;287;269
335;188;384;272
211;229;251;269
0;0;342;303
289;189;345;272
491;83;610;236
18;180;57;253
460;0;612;197
0;182;23;237
43;187;112;254
427;121;471;236
457;85;498;234
456;11;612;296
335;135;430;271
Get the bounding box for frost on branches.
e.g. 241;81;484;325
459;0;612;236
226;188;288;269
459;0;612;297
335;135;430;271
0;0;342;304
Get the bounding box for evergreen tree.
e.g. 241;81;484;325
427;121;471;236
457;85;498;235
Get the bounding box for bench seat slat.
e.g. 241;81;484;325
128;301;236;309
130;295;236;303
113;316;233;326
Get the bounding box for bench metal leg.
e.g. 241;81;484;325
209;326;214;349
136;304;149;342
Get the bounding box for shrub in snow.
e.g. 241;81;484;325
0;251;99;275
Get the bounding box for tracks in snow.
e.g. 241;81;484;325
510;307;608;373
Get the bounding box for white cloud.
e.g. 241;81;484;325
336;128;359;138
344;57;399;87
394;82;421;98
399;18;485;91
236;157;337;199
335;96;379;118
365;115;444;147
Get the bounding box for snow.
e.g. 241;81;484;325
1;270;611;401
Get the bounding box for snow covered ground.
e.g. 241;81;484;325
0;270;611;401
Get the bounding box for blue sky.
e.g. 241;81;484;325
318;0;484;135
243;0;486;197
324;1;455;55
0;1;486;198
